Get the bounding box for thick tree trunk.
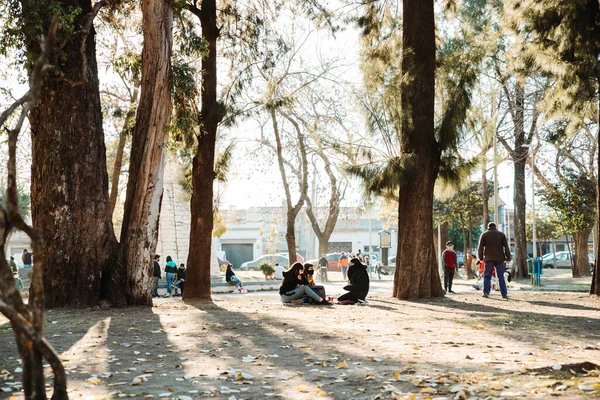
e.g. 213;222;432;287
511;83;529;280
394;0;444;299
592;100;600;296
184;0;223;300
110;84;139;215
120;0;172;305
29;0;121;308
318;239;329;258
572;229;591;278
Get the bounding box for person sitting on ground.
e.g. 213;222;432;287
300;262;326;302
337;257;370;303
274;262;285;280
173;263;186;297
279;262;331;305
226;263;247;293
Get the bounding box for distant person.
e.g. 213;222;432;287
274;262;285;280
152;254;161;298
21;249;32;268
357;249;364;262
279;262;331;305
9;256;17;274
442;241;457;294
338;252;349;280
374;259;383;280
13;272;23;292
317;254;329;282
164;256;177;297
338;258;369;303
226;264;247;293
477;222;511;299
300;262;326;302
173;263;186;296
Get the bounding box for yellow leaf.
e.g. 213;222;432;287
336;361;348;369
128;327;140;331
297;384;310;392
413;345;420;350
420;387;437;394
298;345;310;349
394;371;400;379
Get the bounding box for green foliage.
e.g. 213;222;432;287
0;187;31;221
526;214;561;242
505;0;600;131
258;262;275;279
540;171;596;236
448;224;483;251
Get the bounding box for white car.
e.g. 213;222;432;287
541;251;572;269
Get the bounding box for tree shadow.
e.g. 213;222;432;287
525;300;598;312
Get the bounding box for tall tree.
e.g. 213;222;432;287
505;0;600;292
183;0;225;299
5;0;124;308
119;0;173;305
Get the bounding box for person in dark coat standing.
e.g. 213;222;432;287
173;263;186;296
477;222;511;299
152;254;161;298
337;258;369;302
442;241;457;294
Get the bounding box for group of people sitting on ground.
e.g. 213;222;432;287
152;254;186;298
279;258;370;305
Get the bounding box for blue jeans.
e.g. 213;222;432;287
166;272;176;294
483;261;507;297
341;266;348;280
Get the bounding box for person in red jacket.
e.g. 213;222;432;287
442;241;458;294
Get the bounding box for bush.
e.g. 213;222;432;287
259;263;275;279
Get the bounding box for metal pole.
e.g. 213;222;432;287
532;151;537;259
493;131;499;225
438;223;442;274
368;200;373;278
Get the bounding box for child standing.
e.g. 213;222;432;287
442;241;457;294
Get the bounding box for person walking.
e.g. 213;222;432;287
338;252;349;281
164;256;177;297
21;249;32;268
152;254;161;298
318;254;329;282
477;222;511;299
442;241;457;293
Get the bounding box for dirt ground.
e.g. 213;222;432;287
1;281;600;399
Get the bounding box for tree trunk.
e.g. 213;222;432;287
29;0;121;308
572;229;591;278
511;83;529;280
183;0;223;300
482;156;490;227
394;0;444;299
120;0;172;305
592;97;600;295
110;84;139;215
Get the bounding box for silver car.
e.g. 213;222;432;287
541;251;572;269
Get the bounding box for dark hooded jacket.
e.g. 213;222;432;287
345;258;370;292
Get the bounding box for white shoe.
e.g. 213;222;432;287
240;288;248;294
233;288;240;294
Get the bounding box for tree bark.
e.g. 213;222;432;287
572;228;591;278
592;96;600;295
184;0;224;299
110;84;139;215
29;0;121;308
120;0;172;305
511;83;529;279
394;0;444;299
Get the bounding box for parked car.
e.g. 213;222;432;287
306;252;343;271
541;251;572;269
588;253;595;273
240;253;303;271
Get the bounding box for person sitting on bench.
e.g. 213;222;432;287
226;264;247;293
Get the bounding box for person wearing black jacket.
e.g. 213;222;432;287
280;262;331;305
152;254;161;298
338;258;369;302
173;263;186;296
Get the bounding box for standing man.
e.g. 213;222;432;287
21;249;32;269
318;254;329;283
442;241;457;294
152;254;161;298
338;252;349;281
9;256;18;274
357;249;364;262
477;222;511;299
